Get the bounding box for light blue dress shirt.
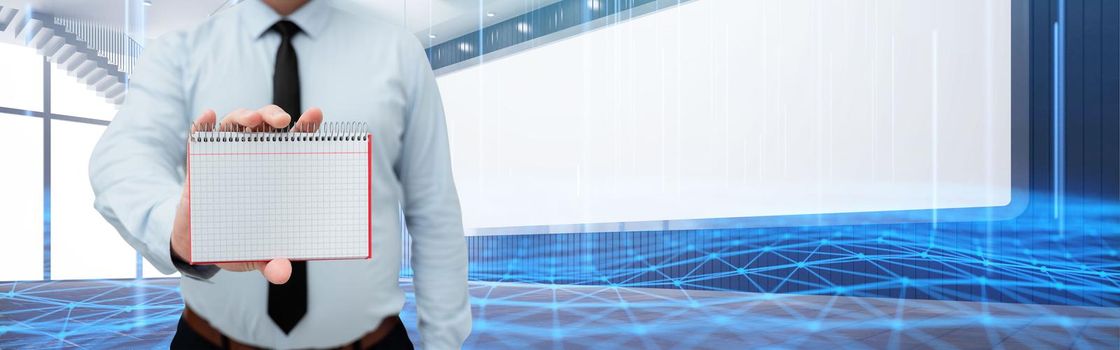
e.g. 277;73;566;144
88;1;471;348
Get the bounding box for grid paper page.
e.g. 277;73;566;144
188;133;371;263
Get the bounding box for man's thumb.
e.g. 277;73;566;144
261;259;292;284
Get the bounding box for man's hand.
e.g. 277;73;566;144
171;105;324;284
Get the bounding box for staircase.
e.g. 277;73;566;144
0;6;142;105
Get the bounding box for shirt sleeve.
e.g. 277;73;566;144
394;38;473;349
89;33;191;275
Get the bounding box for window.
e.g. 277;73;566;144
0;43;43;112
50;120;137;279
0;41;169;281
50;64;119;121
0;113;43;281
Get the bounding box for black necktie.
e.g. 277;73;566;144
267;19;307;335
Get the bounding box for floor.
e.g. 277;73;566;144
0;279;1116;349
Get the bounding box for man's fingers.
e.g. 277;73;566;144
291;107;323;133
190;109;217;132
257;105;292;129
208;106;313;131
213;259;290;284
216;261;265;272
261;259;292;284
219;108;264;131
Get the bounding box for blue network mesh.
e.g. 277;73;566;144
2;196;1118;349
2;279;1117;349
418;195;1120;308
0;280;182;348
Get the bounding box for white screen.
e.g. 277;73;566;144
439;0;1012;233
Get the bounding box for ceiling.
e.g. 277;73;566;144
0;0;559;47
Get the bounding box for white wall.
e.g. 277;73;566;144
438;0;1013;233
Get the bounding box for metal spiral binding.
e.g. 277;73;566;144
189;122;369;143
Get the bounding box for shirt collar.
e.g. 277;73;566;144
241;0;330;40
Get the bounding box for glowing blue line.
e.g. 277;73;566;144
1053;0;1066;231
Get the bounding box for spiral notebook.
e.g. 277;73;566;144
187;122;372;264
